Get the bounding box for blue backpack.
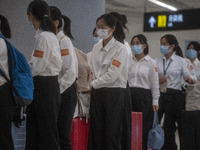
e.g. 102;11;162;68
147;111;164;150
0;34;34;106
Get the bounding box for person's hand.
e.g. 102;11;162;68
185;76;193;84
159;76;166;84
153;105;159;111
193;80;198;84
88;68;93;81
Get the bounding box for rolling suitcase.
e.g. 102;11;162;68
131;112;143;150
71;118;90;150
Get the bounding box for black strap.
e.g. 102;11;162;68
0;69;20;104
7;43;13;83
0;69;9;82
163;59;172;76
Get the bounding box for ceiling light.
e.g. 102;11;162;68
148;0;178;11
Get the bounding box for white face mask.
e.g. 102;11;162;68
97;28;112;39
27;18;34;29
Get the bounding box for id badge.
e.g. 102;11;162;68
160;79;167;93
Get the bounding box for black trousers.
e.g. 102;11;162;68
130;87;154;150
158;89;184;150
0;82;15;150
121;83;132;150
58;83;77;150
25;76;61;150
88;87;125;150
181;110;200;150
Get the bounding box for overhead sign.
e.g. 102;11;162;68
144;9;200;32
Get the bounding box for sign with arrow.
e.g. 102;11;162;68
149;16;156;28
144;8;200;32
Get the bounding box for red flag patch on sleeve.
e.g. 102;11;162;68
190;65;194;70
61;49;69;56
33;50;44;58
155;67;158;72
112;59;121;68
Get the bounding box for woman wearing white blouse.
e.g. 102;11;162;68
26;1;62;150
156;34;193;150
109;12;132;150
88;14;128;150
128;34;159;150
50;6;78;150
185;41;200;81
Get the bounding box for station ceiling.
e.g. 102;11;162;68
105;0;200;14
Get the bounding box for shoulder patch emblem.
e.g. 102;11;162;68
61;49;69;56
190;65;193;70
33;50;44;58
112;59;121;68
155;67;158;72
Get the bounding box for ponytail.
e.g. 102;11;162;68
174;45;183;57
97;13;125;44
121;14;128;31
0;14;11;38
50;6;74;40
40;15;56;34
113;20;125;44
27;0;56;34
109;12;128;32
62;15;74;40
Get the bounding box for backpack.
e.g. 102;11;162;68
73;47;91;119
0;34;34;106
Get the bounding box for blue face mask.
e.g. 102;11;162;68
160;45;170;55
186;49;197;59
93;37;100;44
28;20;34;29
131;45;143;54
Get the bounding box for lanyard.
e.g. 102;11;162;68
163;59;172;76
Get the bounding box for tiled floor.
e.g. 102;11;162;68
12;120;26;150
11;115;180;150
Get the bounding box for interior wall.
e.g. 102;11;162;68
0;0;105;60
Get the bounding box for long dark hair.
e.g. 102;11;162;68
130;34;149;55
96;13;125;44
27;0;56;34
161;34;183;57
50;6;74;40
109;12;128;31
0;14;11;38
92;28;97;36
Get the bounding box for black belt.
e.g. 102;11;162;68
166;88;181;93
78;90;91;94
